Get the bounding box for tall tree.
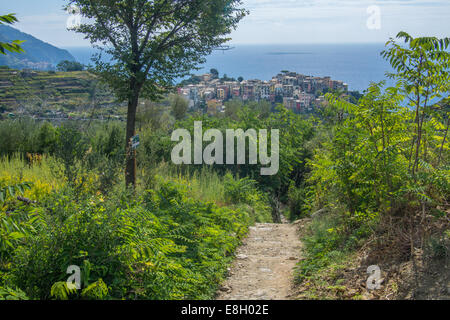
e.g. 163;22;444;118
69;0;247;187
171;94;188;120
0;14;25;55
56;60;85;72
382;32;450;176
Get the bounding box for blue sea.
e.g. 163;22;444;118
65;44;393;92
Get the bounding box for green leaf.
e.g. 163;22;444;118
8;186;15;197
8;232;24;240
17;185;24;195
0;14;18;25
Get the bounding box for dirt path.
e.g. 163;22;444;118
217;221;303;300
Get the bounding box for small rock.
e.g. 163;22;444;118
288;257;297;261
236;254;248;260
254;290;266;297
220;285;232;292
259;267;272;273
362;292;375;300
345;289;357;298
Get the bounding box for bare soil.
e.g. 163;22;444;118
217;221;302;300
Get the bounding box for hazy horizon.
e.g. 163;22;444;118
2;0;449;47
60;42;389;49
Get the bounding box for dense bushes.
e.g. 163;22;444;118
1;176;252;299
173;105;315;198
294;33;450;294
0;115;272;299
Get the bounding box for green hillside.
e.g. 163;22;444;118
0;25;75;70
0;67;120;117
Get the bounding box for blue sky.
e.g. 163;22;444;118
3;0;450;47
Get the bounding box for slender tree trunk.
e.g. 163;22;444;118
408;97;420;174
413;113;423;176
122;17;142;188
411;99;421;177
125;88;139;187
413;94;429;175
438;117;449;167
410;56;424;176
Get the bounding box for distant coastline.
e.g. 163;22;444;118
266;52;313;55
65;43;394;92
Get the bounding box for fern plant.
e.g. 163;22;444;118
50;279;109;300
0;182;32;203
0;182;34;257
0;286;29;300
50;282;77;300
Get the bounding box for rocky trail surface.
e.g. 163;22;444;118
217;220;303;300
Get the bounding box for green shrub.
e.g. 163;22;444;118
295;212;356;284
224;173;256;203
0;286;28;300
223;173;272;223
10;181;250;300
287;183;308;220
54;123;89;185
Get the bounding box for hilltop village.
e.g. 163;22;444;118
177;70;349;113
0;68;352;120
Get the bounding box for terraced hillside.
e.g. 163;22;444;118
0;67;118;115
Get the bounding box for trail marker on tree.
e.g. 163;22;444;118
131;134;140;150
